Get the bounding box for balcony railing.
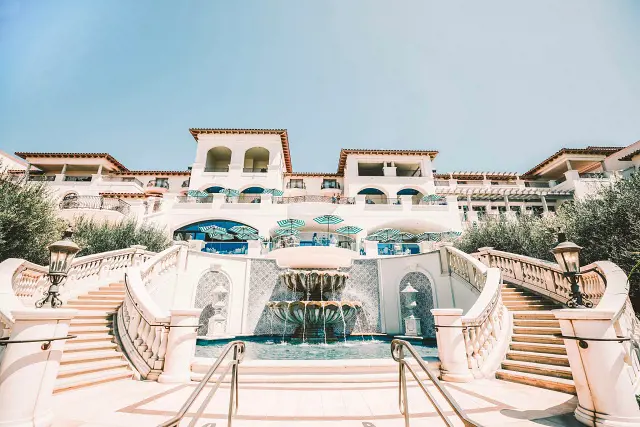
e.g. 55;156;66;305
434;180;450;186
273;195;355;204
176;195;214;204
204;167;229;173
59;195;130;215
226;195;262;204
181;179;190;188
321;181;341;190
286;181;306;189
27;175;55;182
579;172;606;179
377;243;420;256
147;180;170;189
396;169;422;177
242;167;268;173
101;176;144;187
364;195;400;205
63;176;92;182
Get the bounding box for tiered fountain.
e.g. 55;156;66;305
266;270;362;343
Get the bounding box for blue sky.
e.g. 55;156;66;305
1;0;639;174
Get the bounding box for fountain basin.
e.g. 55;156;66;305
280;270;349;299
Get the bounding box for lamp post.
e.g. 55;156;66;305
551;232;592;308
36;226;80;308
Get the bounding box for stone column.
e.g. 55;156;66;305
364;240;379;258
0;309;77;427
158;309;202;384
554;309;640;426
431;309;473;382
540;195;548;214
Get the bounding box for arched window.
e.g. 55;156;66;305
358;187;389;205
205;147;232;172
205;186;225;194
399;272;435;337
397;188;425;205
243;147;270;173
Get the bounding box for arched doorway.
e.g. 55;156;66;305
397;188;425;205
205;147;232;172
205;186;225;194
243;147;270;172
173;219;257;254
399;272;435;338
194;271;230;337
358;187;389;205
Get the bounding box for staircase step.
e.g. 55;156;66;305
61;350;123;364
501;360;573;380
63;341;118;353
513;312;557;320
68;326;112;334
70;311;114;320
77;295;123;302
62;305;120;311
69;334;114;344
57;360;129;379
510;342;567;355
496;369;575;394
88;290;125;297
504;304;558;311
511;334;564;345
506;350;570;367
66;300;122;306
54;369;132;393
513;319;560;328
513;326;561;336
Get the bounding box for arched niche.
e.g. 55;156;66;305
205;147;232;172
397;188;425;205
399;271;435;338
194;271;231;337
243;147;270;172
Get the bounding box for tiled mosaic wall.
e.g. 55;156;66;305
399;271;435;338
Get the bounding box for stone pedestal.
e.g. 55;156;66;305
0;309;77;427
554;309;640;426
403;316;421;337
431;308;473;382
158;309;202;384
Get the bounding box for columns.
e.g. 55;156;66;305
554;309;640;426
503;194;510;211
158;309;202;384
0;309;77;427
431;309;473;382
566;160;573;171
540;195;549;214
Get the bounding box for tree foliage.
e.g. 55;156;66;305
456;173;640;295
0;167;64;265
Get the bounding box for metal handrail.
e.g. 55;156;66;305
158;340;245;427
391;339;481;427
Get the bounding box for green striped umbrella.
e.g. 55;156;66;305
369;228;401;241
313;215;344;234
263;188;284;196
187;190;208;198
416;232;443;242
336;225;363;235
396;232;415;243
229;225;257;235
274;228;300;236
235;231;259;240
218;188;240;197
199;224;226;233
422;194;444;203
207;229;234;240
276;219;305;235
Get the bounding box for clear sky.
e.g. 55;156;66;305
1;0;639;174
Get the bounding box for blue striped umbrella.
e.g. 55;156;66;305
229;225;258;234
336;225;363;235
187;190;208;198
368;228;401;242
313;215;344;234
207;228;234;240
274;228;299;236
263;188;284;196
422;194;444;203
218;188;240;197
199;224;226;233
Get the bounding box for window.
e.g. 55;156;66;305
321;179;340;189
287;179;305;189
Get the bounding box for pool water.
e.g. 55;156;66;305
195;336;438;360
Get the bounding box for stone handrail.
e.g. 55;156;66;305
116;245;183;379
437;246;508;378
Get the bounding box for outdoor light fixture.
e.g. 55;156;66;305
551;232;599;308
36;226;80;308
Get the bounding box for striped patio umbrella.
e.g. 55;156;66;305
276;219;305;234
422;194;444;203
263;188;284;196
207;229;234;240
313;215;344;234
366;228;400;242
187;190;208;198
199;224;226;233
336;225;363;235
397;232;415;242
229;225;258;235
274;228;300;236
218;188;240;197
416;232;443;242
235;231;260;240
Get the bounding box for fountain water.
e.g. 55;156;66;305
266;270;362;343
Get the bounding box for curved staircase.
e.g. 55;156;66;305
55;282;132;393
495;283;576;395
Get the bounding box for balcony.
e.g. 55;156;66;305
243;167;268;173
320;181;341;196
145;179;169;195
27;175;55;182
63;175;93;182
273;195;355;204
204;167;229;173
101;176;144;188
59;195;130;215
286;181;306;189
284;180;307;197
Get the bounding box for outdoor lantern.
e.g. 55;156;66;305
551;233;582;276
36;226;80;308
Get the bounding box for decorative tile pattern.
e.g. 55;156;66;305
194;271;230;336
399;272;435;338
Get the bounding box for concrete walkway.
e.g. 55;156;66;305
51;376;581;427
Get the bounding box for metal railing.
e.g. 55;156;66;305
158;341;245;427
321;181;341;189
63;175;92;182
147;180;170;189
176;195;214;204
204;167;230;172
242;167;268;173
273;195;355;204
59;195;131;215
101;176;144;187
286;181;306;189
28;175;55;182
391;339;480;427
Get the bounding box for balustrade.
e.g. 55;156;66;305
59;195;130;215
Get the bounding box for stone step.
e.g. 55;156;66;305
69;319;112;327
501;360;573;380
506;350;570;367
66;300;122;306
513;312;557;320
504;303;558;311
61;350;124;365
502;298;546;304
70;312;114;320
511;334;564;345
68;325;112;334
513;326;561;336
88;290;125;297
513;319;560;328
53;369;132;394
69;334;114;344
63;341;118;353
510;342;567;355
98;286;124;291
57;360;129;379
496;369;576;395
77;295;123;302
62;304;120;311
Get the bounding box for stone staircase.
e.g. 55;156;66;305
495;283;576;395
55;282;133;393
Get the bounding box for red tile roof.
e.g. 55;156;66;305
14;152;128;171
523;147;623;177
337;149;438;174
